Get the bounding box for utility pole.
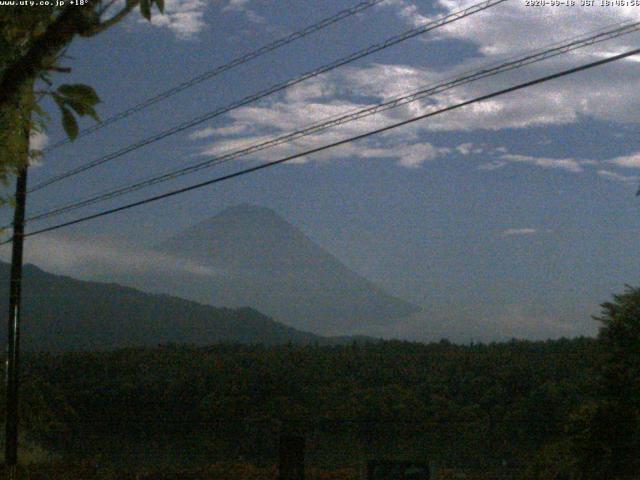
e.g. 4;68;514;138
4;164;28;476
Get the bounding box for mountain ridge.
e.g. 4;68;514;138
150;204;419;335
0;261;373;351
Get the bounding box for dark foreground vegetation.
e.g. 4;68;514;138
1;287;639;479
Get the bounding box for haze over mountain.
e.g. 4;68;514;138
2;204;589;342
0;261;352;351
137;204;420;335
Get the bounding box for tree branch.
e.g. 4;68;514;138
80;0;141;37
98;0;119;15
0;1;101;109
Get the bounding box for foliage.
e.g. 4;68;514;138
0;338;601;477
569;286;640;479
2;287;638;478
0;0;164;184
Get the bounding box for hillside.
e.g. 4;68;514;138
0;261;332;351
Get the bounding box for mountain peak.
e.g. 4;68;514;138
156;205;419;334
218;203;278;216
197;204;291;231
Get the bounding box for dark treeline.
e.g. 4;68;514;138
4;337;600;478
4;286;640;479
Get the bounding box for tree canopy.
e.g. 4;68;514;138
570;286;640;479
0;0;164;195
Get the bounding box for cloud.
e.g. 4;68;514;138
144;0;208;39
4;235;225;281
189;124;249;140
225;0;250;8
609;152;640;168
198;124;450;167
456;143;475;155
189;71;457;167
498;154;585;173
404;0;640;57
479;154;585;173
190;41;640;169
478;151;640;181
351;142;450;168
222;0;266;24
597;169;637;185
477;160;506;171
367;0;640;129
29;131;48;151
502;228;537;236
29;131;48;167
379;0;432;28
173;1;640;177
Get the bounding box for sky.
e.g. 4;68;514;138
3;0;640;341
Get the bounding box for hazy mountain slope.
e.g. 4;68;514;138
152;204;419;334
0;262;330;351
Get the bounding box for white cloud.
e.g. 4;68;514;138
597;169;637;185
421;0;639;57
144;0;208;39
189;124;249;140
28;131;48;167
497;154;584;173
29;130;48;151
456;142;485;156
502;228;537;236
477;160;506;171
189;68;457;167
353;142;450;168
225;0;250;8
198;123;450;167
175;2;640;176
5;235;225;280
478;152;640;182
191;44;640;167
609;152;640;168
379;0;431;28
456;143;473;155
478;153;585;173
375;0;640;128
222;0;266;24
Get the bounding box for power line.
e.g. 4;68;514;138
41;0;388;153
29;0;508;193
29;20;640;221
7;47;638;243
24;20;640;224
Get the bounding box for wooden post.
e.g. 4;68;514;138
4;166;28;475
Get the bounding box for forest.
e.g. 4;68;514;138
0;287;636;479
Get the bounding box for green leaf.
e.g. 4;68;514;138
64;98;90;116
57;84;100;105
31;102;46;118
51;92;64;109
140;0;151;20
61;107;78;141
65;99;100;122
154;0;164;13
39;72;53;86
86;105;100;122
